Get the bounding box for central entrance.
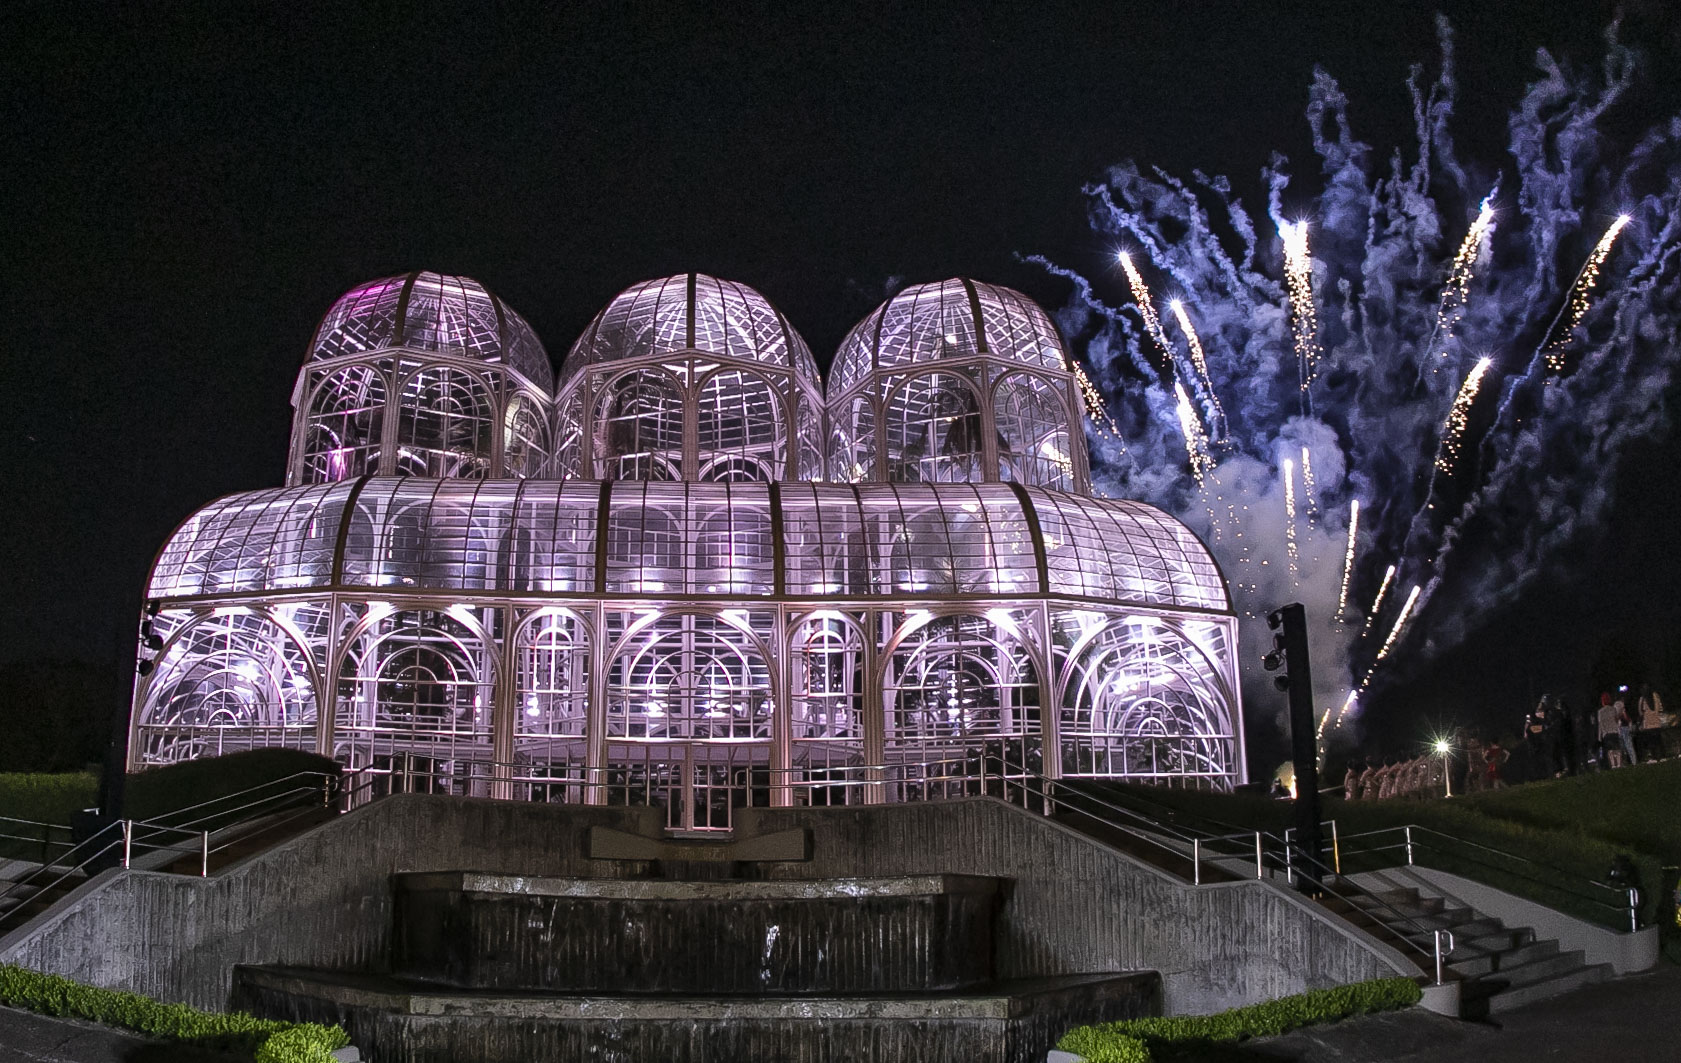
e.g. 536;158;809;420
605;611;776;833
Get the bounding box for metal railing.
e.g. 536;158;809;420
0;768;383;931
1331;823;1643;933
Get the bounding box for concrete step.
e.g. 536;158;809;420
1484;959;1611;1014
1447;937;1559;978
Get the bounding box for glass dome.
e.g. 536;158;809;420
562;273;820;384
309;271;553;392
830;279;1068;395
827;279;1087;491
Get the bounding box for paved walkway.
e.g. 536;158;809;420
1244;962;1681;1062
0;1006;237;1063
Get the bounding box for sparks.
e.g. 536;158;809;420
1430;195;1496;369
1279;220;1320;405
1299;446;1319;521
1116;251;1173;356
1373;584;1422;663
1335;499;1359;619
1174;381;1212;485
1282;456;1299;583
1543;214;1632;372
1335;690;1358;727
1434;357;1494;476
1072;360;1123;442
1361;563;1397;637
1169;299;1226;440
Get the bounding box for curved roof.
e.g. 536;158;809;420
831;279;1069;395
147;478;1228;611
309;272;553;392
563;273;820;384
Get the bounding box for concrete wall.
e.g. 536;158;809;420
0;797;656;1010
0;795;1410;1015
739;801;1411;1014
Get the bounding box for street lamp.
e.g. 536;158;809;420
1432;737;1453;797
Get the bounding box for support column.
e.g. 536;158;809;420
585;603;609;804
862;610;886;805
491;605;517;801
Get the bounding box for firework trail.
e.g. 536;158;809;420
1434;358;1494;476
1174;381;1212;484
1335;690;1358;728
1041;18;1681;742
1282;456;1299;583
1366;585;1423;687
1278;220;1320;410
1117;251;1172;356
1335;499;1360;618
1542;215;1633;372
1361;565;1398;637
1170;299;1227;440
1423;194;1497;377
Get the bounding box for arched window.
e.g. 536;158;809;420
394;367;496;478
135;611;317;764
993;371;1075;490
884;372;986;483
594;370;683;480
788;615;867;787
502;390;551;479
334;608;496;794
884;612;1039;785
696;368;784;481
300;366;387;483
1055;613;1234;785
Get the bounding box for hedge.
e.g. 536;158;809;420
0;964;348;1063
1057;977;1423;1063
125;749;341;826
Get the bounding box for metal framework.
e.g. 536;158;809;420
132;271;1244;827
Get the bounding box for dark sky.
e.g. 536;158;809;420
4;1;1677;767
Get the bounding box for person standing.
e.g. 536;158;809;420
1637;685;1665;762
1484;738;1508;789
1553;697;1575;776
1524;697;1554;782
1615;689;1638;766
1597;693;1623;769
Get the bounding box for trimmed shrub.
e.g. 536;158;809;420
0;964;347;1062
1058;977;1422;1062
0;772;99;860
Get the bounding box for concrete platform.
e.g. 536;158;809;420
234;965;1162;1063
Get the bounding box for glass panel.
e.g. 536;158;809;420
301;365;387;483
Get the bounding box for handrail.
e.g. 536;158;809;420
1332;822;1642;930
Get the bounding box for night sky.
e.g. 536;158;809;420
5;2;1679;774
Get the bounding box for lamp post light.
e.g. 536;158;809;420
1433;737;1453;798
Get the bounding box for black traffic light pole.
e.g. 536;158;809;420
1265;603;1320;891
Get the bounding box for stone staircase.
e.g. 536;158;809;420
1325;886;1610;1016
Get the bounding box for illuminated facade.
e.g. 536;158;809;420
130;271;1243;827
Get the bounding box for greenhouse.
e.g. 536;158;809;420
131;271;1244;827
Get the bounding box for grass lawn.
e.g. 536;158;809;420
1080;760;1679;945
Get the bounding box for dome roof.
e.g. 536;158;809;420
309;272;553;392
563;273;820;383
148;478;1228;611
831;279;1069;395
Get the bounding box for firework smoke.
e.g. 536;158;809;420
1040;18;1681;748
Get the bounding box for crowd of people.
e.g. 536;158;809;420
1341;684;1679;801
